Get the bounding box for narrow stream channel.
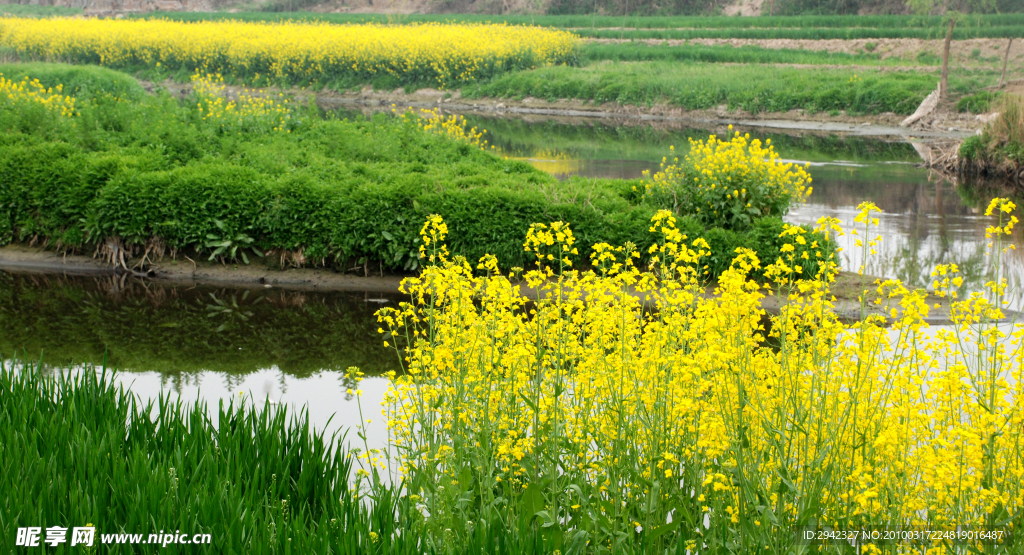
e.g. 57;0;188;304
5;115;1022;442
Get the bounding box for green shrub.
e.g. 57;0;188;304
957;91;1001;113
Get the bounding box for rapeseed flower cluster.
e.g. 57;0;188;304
374;201;1023;553
643;127;811;230
0;18;578;89
191;73;292;133
0;74;75;117
395;106;493;150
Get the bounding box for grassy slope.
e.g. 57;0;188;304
464;61;979;115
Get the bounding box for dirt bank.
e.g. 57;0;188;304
314;87;981;140
0;244;980;324
0;244;407;293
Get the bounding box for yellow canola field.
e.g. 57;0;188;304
0;17;579;88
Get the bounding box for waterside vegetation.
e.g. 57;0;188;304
0;361;397;555
959;93;1024;185
374;202;1024;553
5;196;1021;553
0;63;825;279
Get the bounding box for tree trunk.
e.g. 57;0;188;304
1000;37;1014;88
940;17;955;100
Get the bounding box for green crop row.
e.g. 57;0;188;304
135;11;1024;30
581;42;898;66
464;61;961;115
575;25;1024;40
0;63;830;280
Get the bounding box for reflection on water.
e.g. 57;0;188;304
0;272;400;441
467;114;1024;307
788;166;1024;307
0;272;400;377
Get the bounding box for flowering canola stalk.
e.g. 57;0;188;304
372;201;1024;552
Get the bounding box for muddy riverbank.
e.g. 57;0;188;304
0;244;982;325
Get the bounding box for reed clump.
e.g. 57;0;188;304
987;93;1024;161
959;93;1024;183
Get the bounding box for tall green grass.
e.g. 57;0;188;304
465;61;965;115
0;359;401;554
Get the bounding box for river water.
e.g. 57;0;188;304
4;115;1022;441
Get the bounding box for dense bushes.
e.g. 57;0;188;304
0;64;829;278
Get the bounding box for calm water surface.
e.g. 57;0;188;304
469;115;1024;301
6;115;1022;439
1;272;397;443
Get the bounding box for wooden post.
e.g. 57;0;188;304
1000;37;1014;88
940;17;956;100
